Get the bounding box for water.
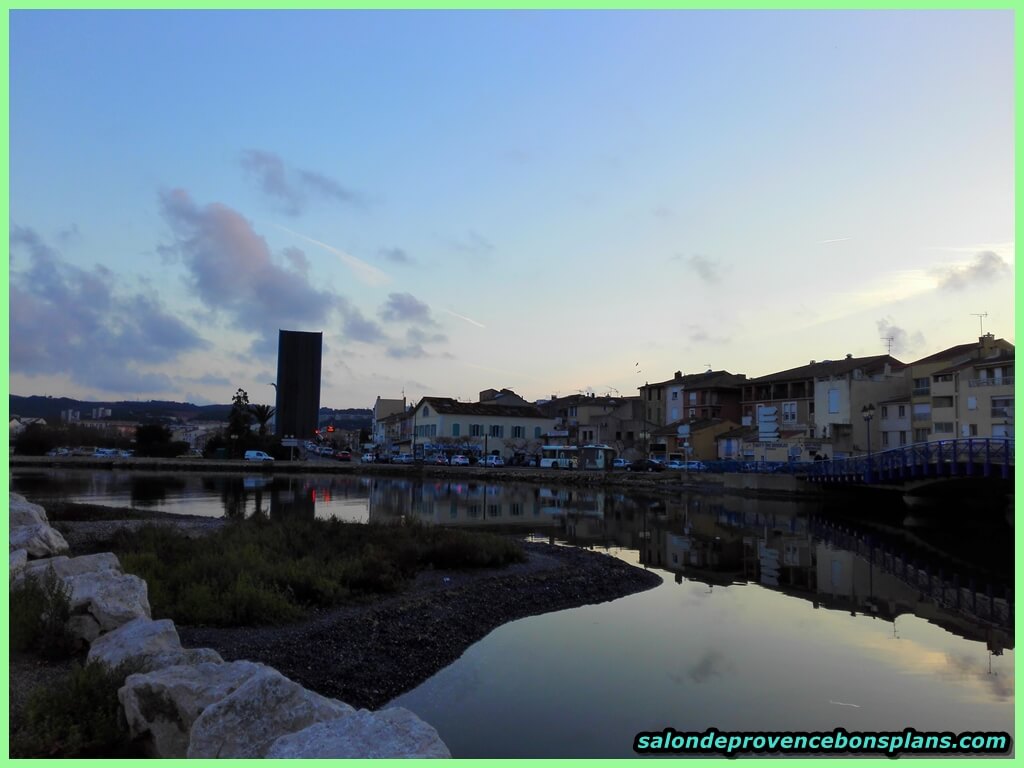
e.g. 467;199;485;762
11;469;1014;757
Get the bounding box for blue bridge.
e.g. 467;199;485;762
804;438;1014;485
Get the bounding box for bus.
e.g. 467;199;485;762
539;445;578;469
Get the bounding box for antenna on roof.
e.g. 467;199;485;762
704;363;712;372
881;336;894;354
971;312;988;335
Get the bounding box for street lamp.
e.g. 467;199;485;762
861;403;876;482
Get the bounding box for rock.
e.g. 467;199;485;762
266;707;451;758
10;523;69;557
89;615;223;672
17;552;121;586
9;493;49;526
65;570;151;631
9;549;27;578
67;614;102;645
187;667;354;758
120;660;265;758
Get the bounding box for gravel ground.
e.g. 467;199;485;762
13;501;662;716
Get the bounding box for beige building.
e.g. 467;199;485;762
906;334;1013;443
929;350;1014;440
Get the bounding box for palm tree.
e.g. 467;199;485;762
249;404;277;436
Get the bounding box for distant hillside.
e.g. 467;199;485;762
10;395;371;428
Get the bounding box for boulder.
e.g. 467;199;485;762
10;523;69;557
9;493;49;526
87;617;220;672
17;552;121;586
187;667;354;758
65;570;151;631
67;614;103;645
120;661;265;758
266;707;451;758
9;549;27;578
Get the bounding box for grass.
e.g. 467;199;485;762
107;516;526;627
10;567;76;659
10;660;145;758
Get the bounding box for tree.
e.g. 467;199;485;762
228;389;252;438
248;404;276;436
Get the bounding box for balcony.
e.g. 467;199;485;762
970;377;1014;388
991;407;1014;419
912;387;931;396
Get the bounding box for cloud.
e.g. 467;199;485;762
240;149;360;216
10;226;207;393
407;327;447;345
876;318;926;356
685;254;722;284
445;230;495;257
159;189;337;355
386;343;428;359
935;250;1012;291
378;293;438;326
339;303;386;344
378;246;414;265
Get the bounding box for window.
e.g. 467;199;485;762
882;432;890;447
991;397;1013;419
510;503;523;517
967;424;978;437
828;389;840;414
488;504;501;517
881;406;888;419
489;425;504;438
913;377;930;396
898;405;906;418
688;409;696;418
626;431;634;440
912;403;931;419
452;423;460;437
783;402;798;423
689;392;697;405
470;424;483;437
512;425;525;439
534;426;542;438
967;396;977;411
899;431;908;446
616;431;622;440
569;407;578;417
933;374;953;383
933;422;954;434
914;428;930;442
422;405;430;416
931;396;954;409
672;391;678;400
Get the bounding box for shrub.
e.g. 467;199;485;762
10;660;143;758
10;567;75;659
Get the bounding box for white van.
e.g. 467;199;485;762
244;450;274;462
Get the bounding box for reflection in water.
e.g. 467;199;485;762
10;468;1014;756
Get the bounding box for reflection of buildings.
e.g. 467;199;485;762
275;330;323;440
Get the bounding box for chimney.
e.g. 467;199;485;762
846;353;853;359
810;360;816;365
674;371;682;380
980;333;996;354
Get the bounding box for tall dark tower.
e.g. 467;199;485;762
275;330;323;439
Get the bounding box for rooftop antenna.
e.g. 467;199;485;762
704;363;712;372
881;337;894;354
971;312;988;335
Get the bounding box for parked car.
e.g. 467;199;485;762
432;454;450;465
612;457;629;468
450;454;470;466
360;453;375;463
484;455;505;467
666;460;685;469
682;460;708;471
46;447;70;457
393;454;415;464
244;450;274;461
333;450;352;461
627;459;666;472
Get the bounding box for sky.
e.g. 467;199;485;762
9;10;1015;409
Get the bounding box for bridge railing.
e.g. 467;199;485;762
805;438;1014;483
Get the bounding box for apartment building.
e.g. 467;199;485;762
410;396;555;459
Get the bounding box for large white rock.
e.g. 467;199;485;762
16;552;122;586
10;523;69;557
266;707;452;759
65;570;151;631
9;493;49;526
9;549;28;578
120;661;265;758
187;667;355;758
87;617;220;671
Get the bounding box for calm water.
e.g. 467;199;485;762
11;468;1015;758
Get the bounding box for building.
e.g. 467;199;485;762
539;393;645;456
876;397;911;450
929;349;1014;440
906;335;1014;443
650;417;740;462
274;330;322;440
372;396;407;449
409;396;555;461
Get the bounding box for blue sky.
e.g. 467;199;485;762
9;10;1015;408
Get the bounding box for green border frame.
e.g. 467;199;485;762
1;4;1017;767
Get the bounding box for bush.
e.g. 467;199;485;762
108;518;526;627
10;660;143;758
10;567;75;659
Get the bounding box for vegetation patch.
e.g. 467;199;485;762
107;517;526;627
10;660;144;758
10;568;76;659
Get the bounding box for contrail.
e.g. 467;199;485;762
828;700;861;708
442;308;486;328
819;237;851;244
273;224;390;287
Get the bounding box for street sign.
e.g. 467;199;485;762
281;438;300;447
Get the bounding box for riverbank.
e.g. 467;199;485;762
10;454;826;498
19;500;663;714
